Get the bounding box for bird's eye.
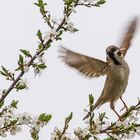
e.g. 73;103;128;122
117;51;121;56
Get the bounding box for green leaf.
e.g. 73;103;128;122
19;55;24;64
1;66;8;73
94;4;100;7
37;30;42;40
37;63;47;69
11;100;18;109
39;113;52;122
0;66;10;77
31;130;39;140
99;112;106;121
38;43;44;50
89;94;94;105
1;66;9;75
15;81;26;91
0;101;4;108
34;3;40;7
15;67;21;71
65;112;73;124
104;138;113;140
20;49;32;58
64;0;74;5
11;120;17;125
17;85;26;90
0;71;7;76
97;0;106;5
38;0;44;6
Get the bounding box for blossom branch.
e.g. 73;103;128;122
0;0;78;103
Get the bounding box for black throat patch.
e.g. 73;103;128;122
108;53;121;65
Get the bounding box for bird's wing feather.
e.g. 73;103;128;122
59;47;108;78
119;17;138;57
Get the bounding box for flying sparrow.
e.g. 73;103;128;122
59;18;138;119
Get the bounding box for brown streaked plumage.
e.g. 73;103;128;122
120;17;138;57
59;18;138;119
59;47;108;77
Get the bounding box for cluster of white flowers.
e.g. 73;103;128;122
74;126;102;139
108;111;140;140
30;53;47;76
44;28;58;41
64;14;76;33
0;105;21;137
74;127;90;137
29;116;47;134
69;2;77;13
51;127;71;140
0;105;48;138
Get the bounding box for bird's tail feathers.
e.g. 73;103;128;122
93;97;105;111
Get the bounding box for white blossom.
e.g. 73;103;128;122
136;109;140;116
23;66;30;73
70;3;76;13
96;124;102;132
0;118;4;127
86;0;94;3
116;120;122;127
37;54;46;64
84;120;90;124
31;117;38;125
136;126;140;136
124;133;130;139
34;125;40;132
67;22;76;33
121;119;129;127
81;128;89;137
10;129;17;135
23;60;29;73
51;17;61;25
64;14;70;22
16;127;22;132
128;114;134;122
0;132;7;138
134;116;139;122
44;28;58;41
71;136;79;140
113;134;122;140
95;118;102;131
74;127;82;133
78;0;83;4
89;137;95;140
130;131;135;138
17;112;31;124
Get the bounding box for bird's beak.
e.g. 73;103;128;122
120;48;126;57
120;48;126;52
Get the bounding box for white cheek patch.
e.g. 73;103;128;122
114;50;119;57
114;50;123;58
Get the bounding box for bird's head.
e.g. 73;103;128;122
106;45;125;65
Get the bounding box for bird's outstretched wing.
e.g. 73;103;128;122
119;17;138;57
59;47;108;78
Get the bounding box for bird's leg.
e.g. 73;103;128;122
120;96;128;112
110;100;122;121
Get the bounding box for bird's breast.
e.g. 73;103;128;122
102;63;130;101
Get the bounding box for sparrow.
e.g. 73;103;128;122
59;18;138;119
